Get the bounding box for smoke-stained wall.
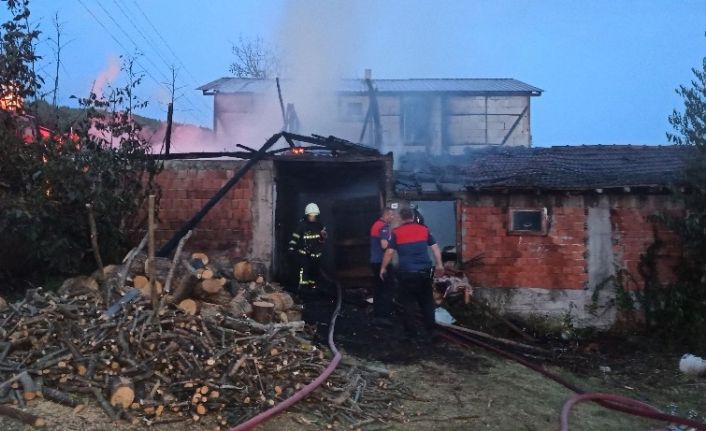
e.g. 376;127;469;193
211;91;533;156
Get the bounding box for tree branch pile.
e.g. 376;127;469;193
0;249;411;428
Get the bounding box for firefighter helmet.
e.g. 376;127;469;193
304;203;320;216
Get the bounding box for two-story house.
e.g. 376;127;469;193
197;75;542;156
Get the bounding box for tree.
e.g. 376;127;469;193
0;0;42;113
655;44;706;349
0;1;159;287
229;35;280;79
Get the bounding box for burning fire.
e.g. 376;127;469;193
0;85;22;112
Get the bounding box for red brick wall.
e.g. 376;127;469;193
610;196;682;288
461;199;588;289
154;160;254;253
460;193;682;291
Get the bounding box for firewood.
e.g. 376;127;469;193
200;302;222;320
252;301;274;324
177;299;200;316
133;275;149;289
277;312;288;323
233;260;255;282
0;296;6;312
228;294;253;317
138;280;163;299
171;273;199;304
286;309;303;322
200;268;215;280
261;292;294;312
199;278;226;295
195;403;207;415
58;276;99;296
18;371;38;401
0;404;46;428
110;377;135;409
191;252;209;266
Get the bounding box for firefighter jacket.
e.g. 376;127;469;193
288;218;326;259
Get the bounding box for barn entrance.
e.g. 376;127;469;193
273;159;388;289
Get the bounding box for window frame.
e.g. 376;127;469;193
507;207;548;236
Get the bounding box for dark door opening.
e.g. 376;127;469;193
411;200;458;261
274;160;386;289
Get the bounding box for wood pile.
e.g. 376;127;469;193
0;247;318;428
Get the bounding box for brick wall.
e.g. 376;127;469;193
461;197;588;289
460;193;682;291
154;160;254;253
610;195;682;288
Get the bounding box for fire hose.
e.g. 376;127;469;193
229;274;343;431
439;323;706;431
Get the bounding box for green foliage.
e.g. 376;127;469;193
0;0;41;107
0;1;159;285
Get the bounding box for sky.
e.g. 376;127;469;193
18;0;706;147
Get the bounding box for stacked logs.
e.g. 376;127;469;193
126;252;301;325
0;280;322;427
0;248;312;427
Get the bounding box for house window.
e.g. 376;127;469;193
401;96;432;145
508;208;548;235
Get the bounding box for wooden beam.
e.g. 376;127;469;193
500;104;529;146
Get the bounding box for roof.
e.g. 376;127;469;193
198;78;543;95
395;145;692;193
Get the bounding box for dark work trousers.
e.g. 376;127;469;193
370;263;394;318
397;270;436;337
297;254;320;291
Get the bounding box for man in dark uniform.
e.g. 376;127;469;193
379;207;444;340
288;203;327;292
369;207;395;325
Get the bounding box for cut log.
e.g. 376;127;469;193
0;405;46;428
198;290;233;307
138;280;163;299
177;299;200;316
170;273;200;304
200;302;222;320
133;275;149;289
110;377;135;409
58;276;99;296
277;312;288;323
252;301;274;324
191;252;209;266
199;278;226;295
0;296;7;312
199;268;215;280
261;292;294;312
286;309;303;322
233;261;254;282
18;371;38;401
228;295;253;317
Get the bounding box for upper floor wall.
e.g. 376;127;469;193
200;78;542;157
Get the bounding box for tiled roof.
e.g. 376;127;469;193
198;78;542;95
395;145;692;193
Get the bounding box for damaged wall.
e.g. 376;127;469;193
460;192;682;328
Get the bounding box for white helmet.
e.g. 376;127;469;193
304;203;320;216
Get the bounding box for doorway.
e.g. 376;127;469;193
274;160;387;288
410;200;458;261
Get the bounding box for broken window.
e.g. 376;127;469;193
401;96;432;145
508;208;547;235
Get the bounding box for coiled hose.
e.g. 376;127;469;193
229;275;343;431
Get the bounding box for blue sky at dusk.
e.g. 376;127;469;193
24;0;706;147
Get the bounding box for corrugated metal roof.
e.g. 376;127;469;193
395;145;692;192
198;78;543;95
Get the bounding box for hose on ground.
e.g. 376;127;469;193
440;324;706;431
229;274;343;431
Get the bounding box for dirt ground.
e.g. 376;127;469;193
1;298;704;431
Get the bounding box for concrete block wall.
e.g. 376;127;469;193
155;160;255;254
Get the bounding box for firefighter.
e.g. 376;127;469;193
288;203;327;292
369;207;395;325
379;207;444;341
